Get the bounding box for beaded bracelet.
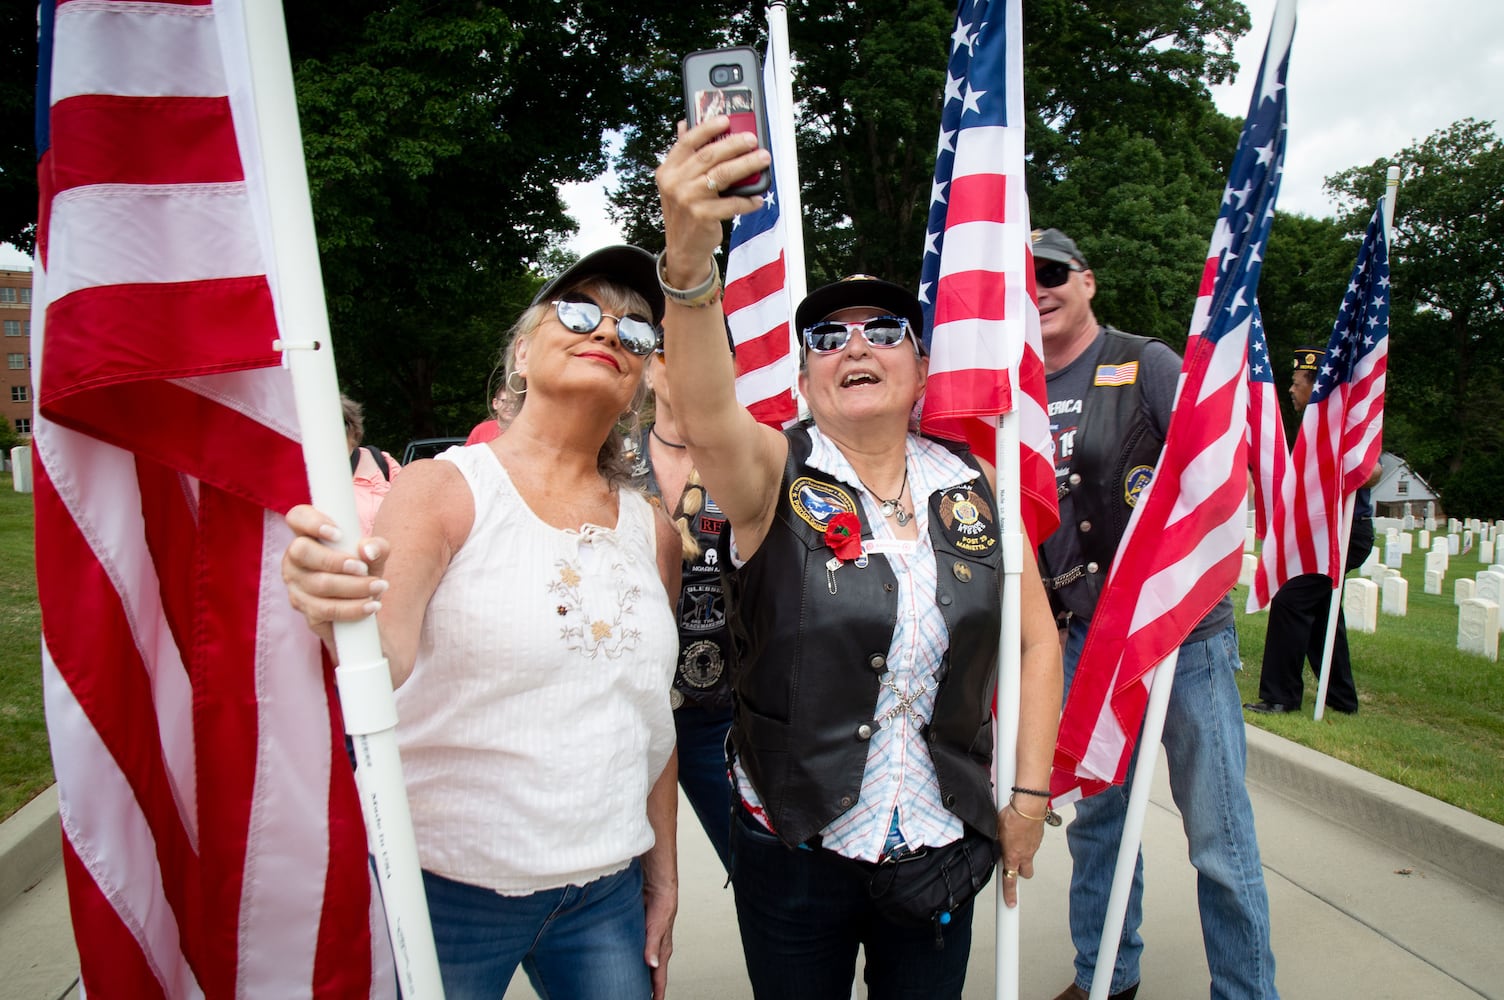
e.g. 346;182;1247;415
1011;785;1051;798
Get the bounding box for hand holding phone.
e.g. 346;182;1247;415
682;46;771;197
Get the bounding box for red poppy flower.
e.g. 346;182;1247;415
824;511;863;561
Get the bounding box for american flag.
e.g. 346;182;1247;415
1251;202;1389;607
34;1;388;994
918;0;1058;548
1246;303;1290;592
1051;2;1294;803
724;43;798;427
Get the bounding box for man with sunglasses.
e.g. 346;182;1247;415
1033;227;1278;1000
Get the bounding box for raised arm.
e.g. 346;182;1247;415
655;117;788;557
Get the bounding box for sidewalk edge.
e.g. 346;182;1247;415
0;784;62;910
1245;725;1504;900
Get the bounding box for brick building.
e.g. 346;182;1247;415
0;267;33;440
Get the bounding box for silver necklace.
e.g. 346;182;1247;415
865;466;911;526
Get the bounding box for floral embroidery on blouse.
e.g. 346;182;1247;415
549;558;643;659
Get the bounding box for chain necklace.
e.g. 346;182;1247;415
861;465;911;526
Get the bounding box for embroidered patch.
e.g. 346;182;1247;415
679;639;725;688
679;581;726;633
1094;361;1139;386
938;487;998;555
1124;465;1155;507
789;477;858;533
549;558;643;659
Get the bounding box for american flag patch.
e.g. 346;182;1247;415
1094;362;1139;386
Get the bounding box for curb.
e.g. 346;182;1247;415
0;784;61;909
1245;724;1504;900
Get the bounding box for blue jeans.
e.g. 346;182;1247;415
729;806;974;999
1063;620;1277;999
674;702;734;871
422;861;650;999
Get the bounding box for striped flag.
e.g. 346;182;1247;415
918;0;1058;547
1246;303;1290;582
1051;3;1294;802
724;43;797;427
34;1;388;994
1251;202;1389;607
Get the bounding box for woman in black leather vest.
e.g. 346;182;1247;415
654;118;1062;999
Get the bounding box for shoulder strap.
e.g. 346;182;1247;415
360;445;390;481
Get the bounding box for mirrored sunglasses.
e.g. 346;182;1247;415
802;315;915;355
552;297;660;357
1034;259;1085;289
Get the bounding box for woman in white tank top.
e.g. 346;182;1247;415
283;246;683;1000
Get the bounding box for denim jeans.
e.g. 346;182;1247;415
730;806;974;999
422;861;650;999
674;702;734;871
1063;620;1278;999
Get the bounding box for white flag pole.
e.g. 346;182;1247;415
238;1;444;995
1087;651;1178;1000
765;2;808;420
994;407;1024;1000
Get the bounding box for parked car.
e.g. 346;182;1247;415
401;437;467;465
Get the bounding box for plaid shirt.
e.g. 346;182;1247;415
735;427;973;861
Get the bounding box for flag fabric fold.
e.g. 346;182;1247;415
1250;202;1390;608
724;42;798;428
918;0;1058;548
1051;6;1295;803
34;1;387;995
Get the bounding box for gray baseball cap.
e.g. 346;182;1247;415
1031;228;1088;269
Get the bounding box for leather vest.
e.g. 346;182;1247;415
723;425;1004;847
1039;328;1166;621
630;428;734;711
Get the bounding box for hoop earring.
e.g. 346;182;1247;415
506;370;527;395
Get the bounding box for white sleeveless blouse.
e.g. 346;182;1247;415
394;444;677;894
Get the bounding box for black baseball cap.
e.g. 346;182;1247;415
794;275;927;352
531;245;665;325
1293;346;1325;372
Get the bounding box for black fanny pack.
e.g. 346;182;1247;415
861;826;1000;947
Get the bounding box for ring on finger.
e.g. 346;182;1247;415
1003;868;1019;879
705;173;719;193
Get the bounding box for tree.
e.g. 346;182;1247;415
0;0;38;253
1326;120;1504;516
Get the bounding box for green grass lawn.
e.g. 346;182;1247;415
2;479;1502;827
0;471;49;820
1231;537;1504;826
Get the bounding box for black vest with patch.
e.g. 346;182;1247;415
1040;328;1166;621
722;425;1004;847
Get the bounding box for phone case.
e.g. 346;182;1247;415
682;46;771;197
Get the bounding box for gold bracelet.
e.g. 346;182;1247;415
1007;793;1061;826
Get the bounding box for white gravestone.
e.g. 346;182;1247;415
1384;544;1404;569
1419;529;1431;549
1344;578;1379;633
1482;540;1495;564
1426;517;1438;533
1449;533;1461;556
1369;566;1391;585
1475;571;1504;607
1240;553;1257;588
1425;569;1444;595
1456;578;1476;606
1360;548;1381;578
1382;575;1409;616
1450;518;1462;534
1245;523;1256;553
1432;539;1450;573
1458;599;1499;661
1386;527;1400;547
1398;532;1413;554
1425;549;1448;577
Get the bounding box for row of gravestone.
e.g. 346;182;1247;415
1236;526;1504;662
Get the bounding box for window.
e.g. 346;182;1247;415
19;288;30;304
1397;480;1409;496
3;320;19;337
0;288;15;303
10;385;26;402
14;417;29;434
6;353;22;370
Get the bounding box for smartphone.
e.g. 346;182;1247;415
682;46;771;197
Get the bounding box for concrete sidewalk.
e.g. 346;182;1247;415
5;727;1503;999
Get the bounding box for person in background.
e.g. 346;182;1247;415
465;384;506;445
1032;226;1277;1000
342;393;401;536
1246;345;1380;716
655;117;1062;999
284;246;682;1000
632;345;735;870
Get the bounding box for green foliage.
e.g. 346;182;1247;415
0;475;47;821
1325;120;1504;516
0;0;37;253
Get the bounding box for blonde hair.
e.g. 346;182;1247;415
497;279;652;487
340;393;364;446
